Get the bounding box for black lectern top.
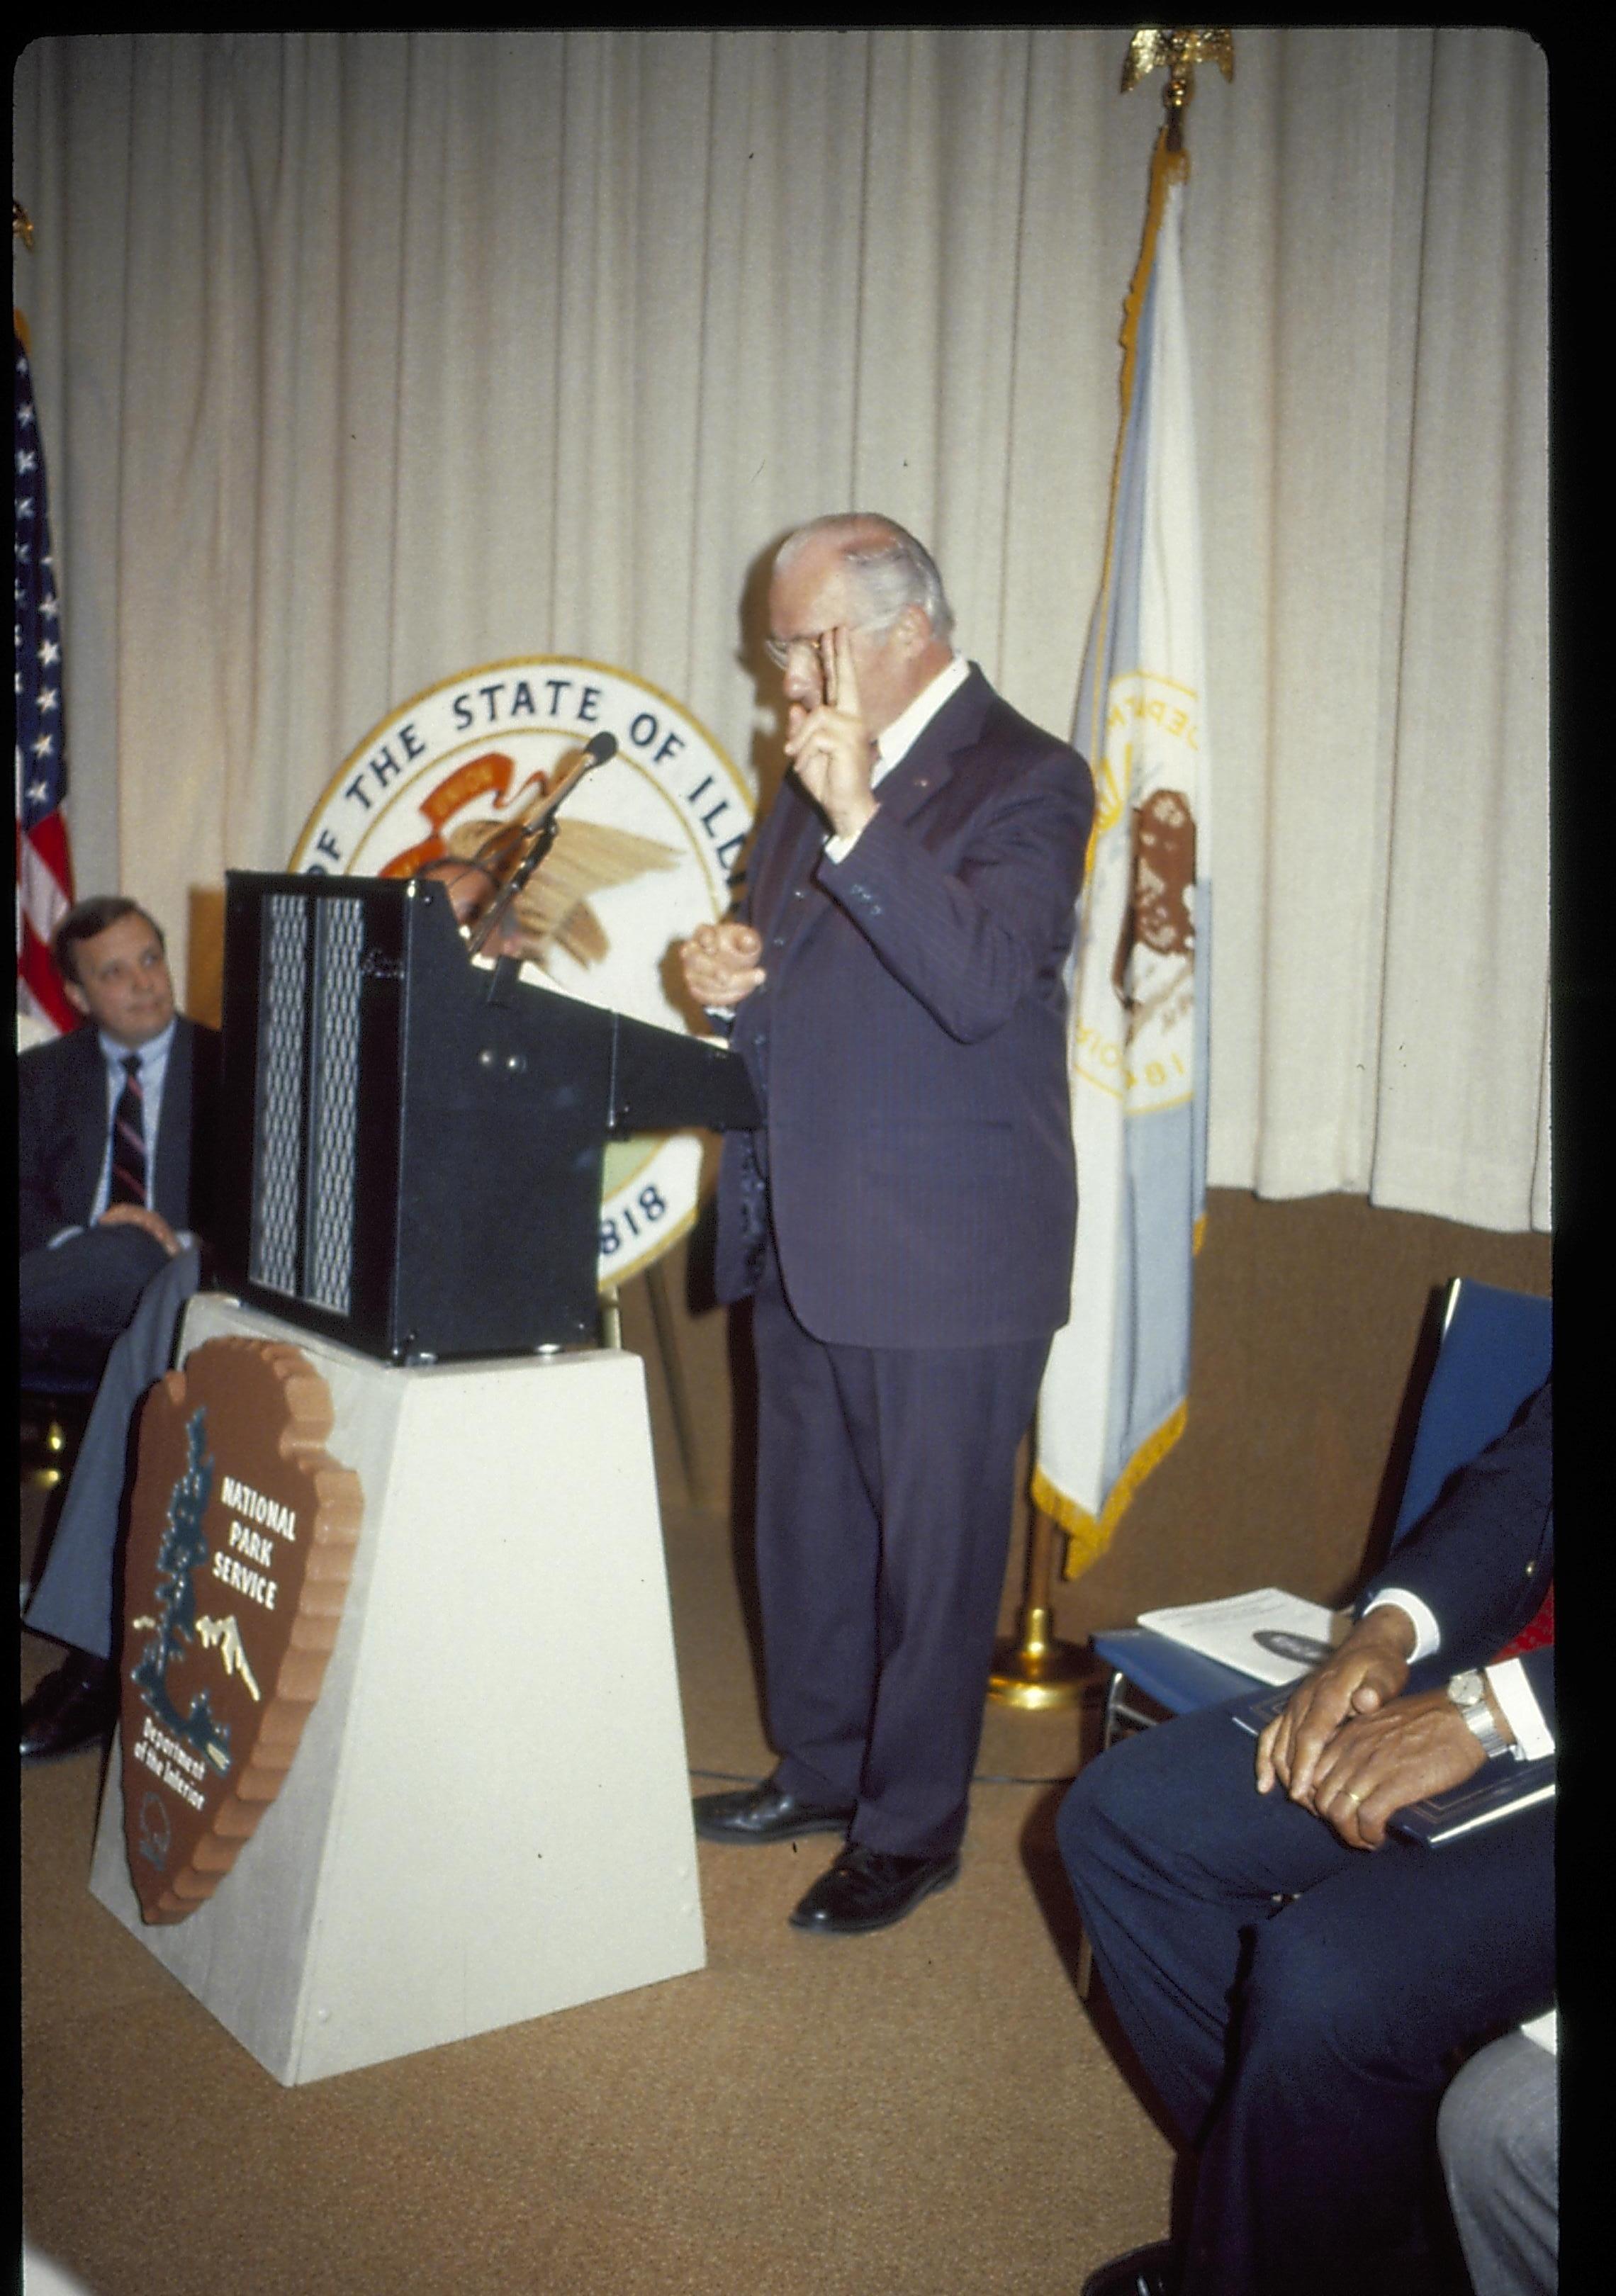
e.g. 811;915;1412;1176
215;871;758;1363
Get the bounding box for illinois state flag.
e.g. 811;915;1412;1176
1033;133;1211;1577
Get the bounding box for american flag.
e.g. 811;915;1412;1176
16;325;77;1035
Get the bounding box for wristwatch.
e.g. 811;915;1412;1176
1446;1670;1513;1760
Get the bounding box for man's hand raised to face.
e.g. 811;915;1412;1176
784;627;880;845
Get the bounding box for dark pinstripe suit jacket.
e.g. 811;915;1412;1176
18;1016;220;1257
1362;1379;1554;1733
715;665;1093;1349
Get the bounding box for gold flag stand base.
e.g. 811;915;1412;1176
988;1511;1102;1711
20;1392;90;1491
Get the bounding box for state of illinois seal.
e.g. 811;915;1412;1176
290;658;754;1289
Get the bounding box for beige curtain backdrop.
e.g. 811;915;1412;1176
13;26;1549;1232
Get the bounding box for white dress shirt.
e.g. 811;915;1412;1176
823;653;971;863
1364;1587;1553;1759
47;1018;184;1247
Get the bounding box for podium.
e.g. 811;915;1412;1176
91;1295;706;2083
89;875;761;2081
212;870;758;1362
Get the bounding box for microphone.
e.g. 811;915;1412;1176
464;731;619;957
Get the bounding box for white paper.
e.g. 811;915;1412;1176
1135;1587;1351;1686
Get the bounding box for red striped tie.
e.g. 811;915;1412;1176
108;1052;147;1207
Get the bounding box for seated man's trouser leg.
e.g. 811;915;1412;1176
1438;2027;1558;2296
1057;1699;1555;2296
24;1245;203;1662
20;1225;172;1380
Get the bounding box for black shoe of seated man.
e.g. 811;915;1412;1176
1079;2241;1182;2296
788;1842;961;1935
692;1775;858;1845
21;1651;119;1762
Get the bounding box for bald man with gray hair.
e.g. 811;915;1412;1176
680;512;1093;1936
770;513;957;644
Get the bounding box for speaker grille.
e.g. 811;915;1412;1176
249;889;366;1312
251;894;311;1295
304;897;364;1313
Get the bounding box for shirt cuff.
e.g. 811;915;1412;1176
1485;1656;1554;1761
1520;2008;1558;2054
1363;1588;1440;1662
822;806;877;866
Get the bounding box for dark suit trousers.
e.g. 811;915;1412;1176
752;1242;1050;1859
1057;1699;1555;2295
25;1246;203;1660
20;1225;173;1380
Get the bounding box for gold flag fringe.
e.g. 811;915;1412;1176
1036;1402;1188;1582
1037;1216;1207;1582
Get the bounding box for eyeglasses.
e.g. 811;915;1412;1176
763;614;900;672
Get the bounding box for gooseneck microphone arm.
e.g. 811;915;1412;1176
464;731;619;960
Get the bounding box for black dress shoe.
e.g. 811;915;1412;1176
1079;2241;1181;2296
788;1842;960;1934
21;1652;119;1762
692;1776;857;1845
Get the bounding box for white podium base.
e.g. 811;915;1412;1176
89;1295;705;2085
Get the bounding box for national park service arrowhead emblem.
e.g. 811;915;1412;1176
120;1338;364;1925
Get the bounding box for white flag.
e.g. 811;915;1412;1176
1033;136;1211;1577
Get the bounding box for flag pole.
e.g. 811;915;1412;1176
988;1509;1099;1711
988;26;1230;1712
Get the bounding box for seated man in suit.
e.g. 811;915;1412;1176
21;865;517;1765
20;897;218;1761
20;896;218;1381
1060;1381;1554;2296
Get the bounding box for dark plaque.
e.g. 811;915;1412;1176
120;1338;364;1925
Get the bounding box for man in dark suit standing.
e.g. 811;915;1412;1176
680;514;1093;1935
20;896;219;1760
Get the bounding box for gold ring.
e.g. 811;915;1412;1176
1342;1789;1362;1805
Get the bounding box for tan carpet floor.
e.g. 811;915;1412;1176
21;1475;1175;2296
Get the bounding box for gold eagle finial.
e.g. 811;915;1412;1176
1123;29;1234;152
